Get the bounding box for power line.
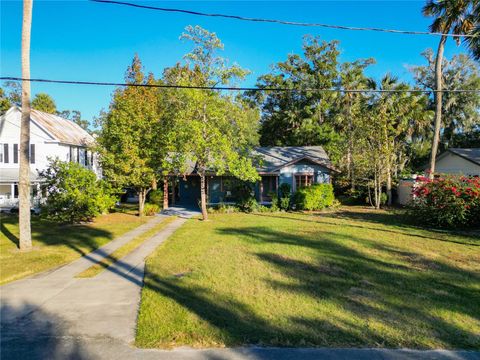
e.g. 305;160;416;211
90;0;478;38
2;76;480;93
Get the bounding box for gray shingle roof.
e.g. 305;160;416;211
448;148;480;166
252;146;334;173
178;146;334;175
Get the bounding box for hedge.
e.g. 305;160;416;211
293;184;335;211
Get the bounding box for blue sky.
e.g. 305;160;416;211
0;0;472;122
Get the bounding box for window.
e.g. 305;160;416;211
0;144;3;163
295;174;314;189
3;144;8;163
13;144;18;163
30;144;35;164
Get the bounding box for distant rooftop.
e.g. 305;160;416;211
448;148;480;166
3;107;94;147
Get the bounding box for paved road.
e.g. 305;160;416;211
1;210;478;360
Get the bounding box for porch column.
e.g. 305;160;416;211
10;183;15;203
171;178;176;206
259;178;263;203
163;178;169;209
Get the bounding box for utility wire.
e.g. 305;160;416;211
90;0;478;38
2;77;479;93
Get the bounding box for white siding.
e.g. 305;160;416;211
0;109;101;209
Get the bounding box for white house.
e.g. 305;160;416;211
0;106;100;211
433;148;480;176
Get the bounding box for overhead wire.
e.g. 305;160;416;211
2;77;479;93
89;0;478;38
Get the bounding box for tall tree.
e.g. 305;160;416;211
0;88;12;114
250;36;340;151
31;93;57;113
178;26;259;220
333;59;375;190
422;0;477;177
19;0;33;250
98;55;160;216
411;50;480;148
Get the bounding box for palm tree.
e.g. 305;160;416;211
423;0;477;178
464;1;480;60
19;0;33;250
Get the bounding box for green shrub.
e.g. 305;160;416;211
40;159;116;223
144;203;160;216
409;175;480;228
293;184;335;211
238;197;259;213
148;189;164;207
208;203;239;214
278;183;291;210
269;191;279;212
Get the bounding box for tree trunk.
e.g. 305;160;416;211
429;35;447;179
138;188;146;217
19;0;33;251
200;173;208;221
386;162;392;206
163;178;168;209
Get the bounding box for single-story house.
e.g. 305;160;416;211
169;146;337;208
432;148;480;176
0;106;100;211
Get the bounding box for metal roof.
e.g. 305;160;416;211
448;148;480;166
5;107;94;146
0;168;40;183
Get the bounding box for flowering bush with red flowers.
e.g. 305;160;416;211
409;175;480;228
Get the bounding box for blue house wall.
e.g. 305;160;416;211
176;160;331;207
278;160;331;191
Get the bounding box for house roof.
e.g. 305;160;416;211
0;168;40;183
446;148;480;166
179;146;335;175
3;107;94;146
253;146;335;173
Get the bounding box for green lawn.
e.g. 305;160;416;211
136;207;480;349
0;211;149;284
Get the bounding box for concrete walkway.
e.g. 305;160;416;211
1;212;479;360
1;214;188;359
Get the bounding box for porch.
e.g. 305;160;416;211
166;175;279;208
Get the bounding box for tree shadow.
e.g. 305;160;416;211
1;302;90;360
1;213;115;255
140;222;479;349
250;211;480;247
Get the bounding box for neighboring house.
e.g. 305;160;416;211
397;147;480;205
0;106;100;211
432;148;480;176
172;146;337;207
